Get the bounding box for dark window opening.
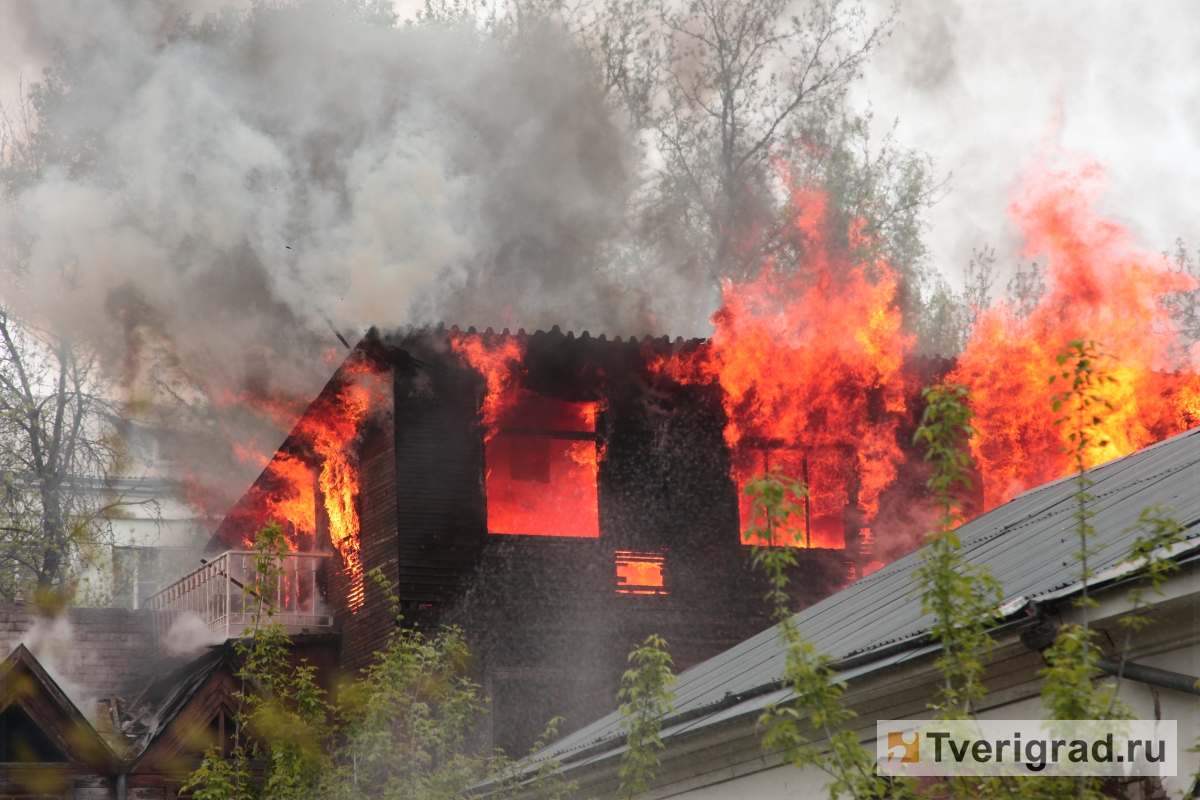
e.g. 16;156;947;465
191;709;237;757
0;704;66;763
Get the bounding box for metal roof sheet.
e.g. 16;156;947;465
535;424;1200;765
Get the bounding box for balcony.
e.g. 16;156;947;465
148;551;334;640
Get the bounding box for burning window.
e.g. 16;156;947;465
735;448;845;549
485;396;600;538
614;551;667;595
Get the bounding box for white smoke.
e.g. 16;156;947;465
19;614;98;718
3;0;631;381
162;610;225;656
0;0;635;507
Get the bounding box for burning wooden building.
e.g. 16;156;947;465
202;323;947;753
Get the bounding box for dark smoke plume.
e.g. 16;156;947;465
1;1;639;513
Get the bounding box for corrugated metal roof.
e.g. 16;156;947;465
424;323;708;348
535;424;1200;765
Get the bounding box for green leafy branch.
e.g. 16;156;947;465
743;470;905;799
743;468;806;622
911;384;1002;719
617;634;676;800
183;521;332;800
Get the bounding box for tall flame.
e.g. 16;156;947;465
296;362;379;610
656;182;912;547
219;353;385;611
450;334;527;438
653;151;1200;550
451;332;602;538
951;147;1200;509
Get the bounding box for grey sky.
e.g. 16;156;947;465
858;0;1200;289
3;0;1198;306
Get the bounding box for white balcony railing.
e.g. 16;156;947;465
148;551;334;641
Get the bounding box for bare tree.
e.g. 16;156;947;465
0;310;124;597
614;0;894;278
0;74;134;598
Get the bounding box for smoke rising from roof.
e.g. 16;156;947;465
15;1;634;354
1;1;641;507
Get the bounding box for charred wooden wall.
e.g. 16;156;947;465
331;409;401;674
373;327;787;754
391;339;490;618
298;327;950;754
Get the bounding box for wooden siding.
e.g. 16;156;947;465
391;352;488;617
332;404;400;674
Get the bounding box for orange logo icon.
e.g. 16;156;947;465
887;731;919;763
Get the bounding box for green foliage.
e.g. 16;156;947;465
906;384;1006;800
490;718;578;800
185;749;252;800
616;634;676;799
242;524;332;800
1039;621;1112;723
1041;339;1117;716
327;570;488;800
760;615;903;800
326;568;576;800
184;531;576;800
912;383;976;522
1050;339;1117;473
1034;342;1120;797
183;521;332;800
1097;504;1187;726
743;469;807;620
743;471;906;800
911;384;1002;718
1120;505;1186;629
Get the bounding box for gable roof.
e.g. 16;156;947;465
210;323;709;552
127;644;240;772
0;644;116;768
533;424;1200;768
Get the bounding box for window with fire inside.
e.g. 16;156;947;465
484;395;600;539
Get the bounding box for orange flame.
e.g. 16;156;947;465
656;182;912;547
615;551;667;594
219;353;385;611
261;453;316;536
450;334;526;438
451;333;602;538
951;146;1200;509
296;370;379;610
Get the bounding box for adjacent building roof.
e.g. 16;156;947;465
0;644;117;768
126;645;233;757
532;424;1200;770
